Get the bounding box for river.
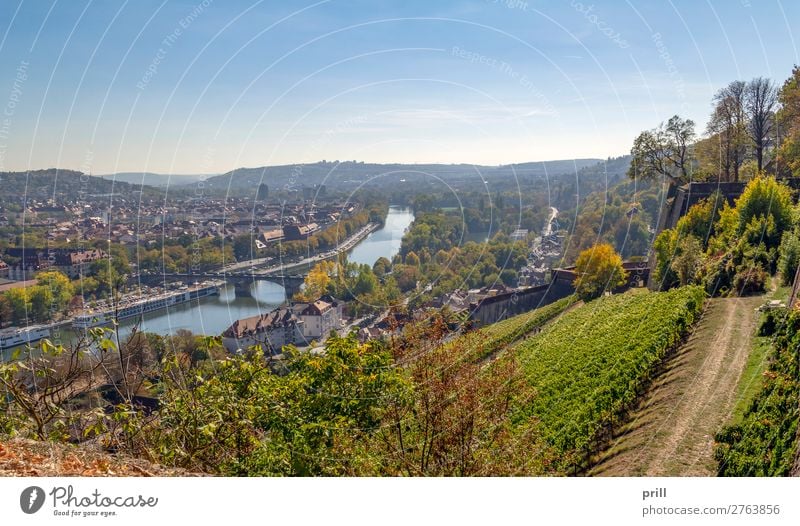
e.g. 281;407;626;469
347;206;414;266
2;206;414;357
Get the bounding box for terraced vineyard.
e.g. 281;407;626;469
509;286;706;473
452;295;577;363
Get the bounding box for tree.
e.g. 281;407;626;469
707;81;747;181
4;288;29;324
778;228;800;285
405;251;420;267
28;285;54;322
499;268;518;287
379;315;541;475
777;66;800;175
745;77;778;171
652;229;680;290
393;264;419;292
0;295;12;327
628;115;695;185
0;336;112;441
572;244;628;301
294;260;334;302
733;174;793;249
36;271;75;315
232;234;255;262
372;256;391;277
148;334;403;475
674;193;725;249
670;236;704;285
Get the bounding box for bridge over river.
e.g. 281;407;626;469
137;271;307;297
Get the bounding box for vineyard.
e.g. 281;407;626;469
509;286;706;472
714;310;800;476
446;295;576;363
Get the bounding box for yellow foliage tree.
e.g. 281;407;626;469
573;244;628;301
294;260;335;302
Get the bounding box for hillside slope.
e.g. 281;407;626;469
591;296;764;476
508;287;705;473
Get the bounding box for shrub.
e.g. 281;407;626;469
732;264;768;296
777;228;800;285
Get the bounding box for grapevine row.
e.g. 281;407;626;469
510;286;706;472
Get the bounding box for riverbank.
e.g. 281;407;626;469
262;222;381;275
1;208;415;358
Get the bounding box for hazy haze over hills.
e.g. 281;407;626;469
199;158;605;191
100;173;210;187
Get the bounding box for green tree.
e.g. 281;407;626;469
499;268;518;287
628;115;696;185
733;174;793;249
4;288;29;324
0;295;12;327
233;234;254;262
36;271;75;315
778;228;800;285
28;286;54;322
372;256;391;277
670;236;704;286
652;229;679;290
675;193;725;249
777;66;800;175
149;334;404;475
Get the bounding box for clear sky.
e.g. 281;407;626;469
0;0;798;175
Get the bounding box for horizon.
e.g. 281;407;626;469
0;1;798;174
6;155;615;179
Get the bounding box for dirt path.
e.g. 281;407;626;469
591;295;764;476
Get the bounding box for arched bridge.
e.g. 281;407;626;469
136;272;306;297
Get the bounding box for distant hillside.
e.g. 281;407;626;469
103;172;209;187
0;169;163;201
200;159;604;192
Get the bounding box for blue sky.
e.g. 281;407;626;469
0;0;798;174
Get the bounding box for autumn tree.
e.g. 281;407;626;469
572;244;628;301
294;260;335;302
405;251;420;267
706;81;748;181
379;314;547;475
36;271;75;315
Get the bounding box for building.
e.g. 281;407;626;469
283;223;320;241
296;296;343;339
2;247;108;280
510;229;528;242
52;248;108;279
260;228;284;244
221;307;305;354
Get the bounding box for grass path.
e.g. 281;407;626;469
590;295;765;476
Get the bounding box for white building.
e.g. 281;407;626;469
221;307;305;354
297;297;343;340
